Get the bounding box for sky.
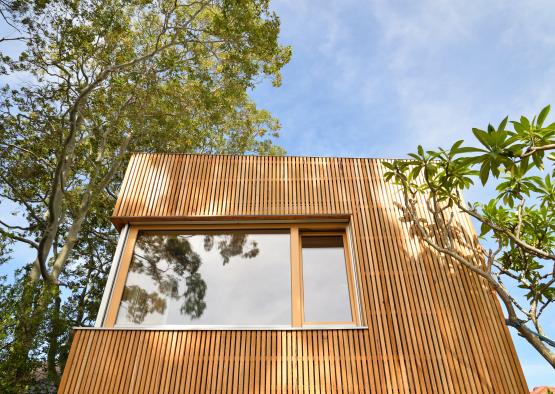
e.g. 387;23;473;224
250;0;555;388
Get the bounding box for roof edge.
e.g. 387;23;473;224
127;152;408;161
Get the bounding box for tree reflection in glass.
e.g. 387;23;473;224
115;231;291;326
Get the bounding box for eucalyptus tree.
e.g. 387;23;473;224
384;106;555;368
0;0;290;390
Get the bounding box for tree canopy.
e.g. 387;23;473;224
384;105;555;368
0;0;290;391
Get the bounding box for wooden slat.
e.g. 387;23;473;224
60;154;527;393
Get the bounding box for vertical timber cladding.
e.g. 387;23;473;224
60;154;528;393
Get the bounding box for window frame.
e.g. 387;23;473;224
103;222;362;328
299;231;358;326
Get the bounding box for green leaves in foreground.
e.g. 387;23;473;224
384;105;555;368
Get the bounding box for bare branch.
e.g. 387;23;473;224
521;143;555;158
0;36;27;42
0;219;36;232
458;202;555;261
0;226;39;249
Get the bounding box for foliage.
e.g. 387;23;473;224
0;0;290;391
120;233;258;324
383;105;555;368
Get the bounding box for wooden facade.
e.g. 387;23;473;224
59;153;528;393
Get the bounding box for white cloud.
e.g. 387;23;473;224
362;0;555;150
254;0;555;387
370;0;476;70
262;0;555;157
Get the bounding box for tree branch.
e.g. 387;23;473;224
457;202;555;261
521;144;555;158
0;226;39;249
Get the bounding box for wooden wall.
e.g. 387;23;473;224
60;154;528;393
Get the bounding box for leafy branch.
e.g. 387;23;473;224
384;105;555;368
0;0;290;389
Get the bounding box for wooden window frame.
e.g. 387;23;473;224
103;222;361;328
299;231;359;327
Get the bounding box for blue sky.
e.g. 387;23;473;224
251;0;555;388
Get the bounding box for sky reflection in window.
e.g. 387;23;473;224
115;231;291;326
301;236;352;323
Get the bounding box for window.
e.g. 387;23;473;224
301;234;354;324
115;231;291;326
106;224;360;328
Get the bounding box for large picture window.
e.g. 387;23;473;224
115;231;291;326
105;224;360;328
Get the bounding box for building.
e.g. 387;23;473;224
58;153;528;393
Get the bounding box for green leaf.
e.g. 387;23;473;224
472;128;491;148
480;222;491;236
457;146;485;154
512;121;524;133
537;105;550;127
520;116;530;130
498;116;508;132
408;167;420;181
417;145;424;157
381;161;395;170
451;139;464;152
487;123;495;133
532;153;544;170
479;161;490;185
408;153;421;161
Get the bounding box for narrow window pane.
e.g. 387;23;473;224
301;235;352;323
116;231;291;326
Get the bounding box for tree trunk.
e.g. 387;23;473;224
510;319;555;369
6;278;56;388
47;293;62;386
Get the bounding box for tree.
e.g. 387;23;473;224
0;0;291;390
383;105;555;368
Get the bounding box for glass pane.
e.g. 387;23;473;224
115;231;291;326
301;235;352;323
